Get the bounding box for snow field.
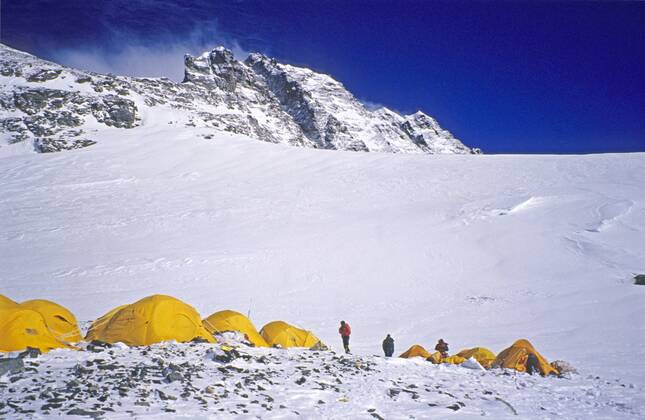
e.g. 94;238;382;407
1;123;645;418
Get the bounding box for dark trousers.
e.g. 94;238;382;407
341;335;350;353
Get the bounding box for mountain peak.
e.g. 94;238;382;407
0;43;478;154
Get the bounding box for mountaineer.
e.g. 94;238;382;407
435;339;449;358
382;334;394;357
338;320;351;354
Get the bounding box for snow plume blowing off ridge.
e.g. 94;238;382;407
51;22;250;81
0;42;477;154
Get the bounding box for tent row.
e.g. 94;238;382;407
2;293;559;375
1;294;323;353
399;340;559;376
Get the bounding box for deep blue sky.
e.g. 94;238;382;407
2;0;644;153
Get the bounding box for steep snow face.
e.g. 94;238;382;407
0;43;476;154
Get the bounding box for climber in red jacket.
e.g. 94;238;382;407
338;320;351;354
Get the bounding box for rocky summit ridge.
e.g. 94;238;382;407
0;43;479;154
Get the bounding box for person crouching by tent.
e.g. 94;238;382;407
382;334;394;357
435;339;449;358
338;320;351;354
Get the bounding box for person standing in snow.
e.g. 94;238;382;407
338;320;351;354
435;339;449;358
382;334;394;357
525;353;541;375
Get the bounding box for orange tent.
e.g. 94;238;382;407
400;344;431;359
492;339;558;376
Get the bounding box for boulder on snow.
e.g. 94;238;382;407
90;95;138;128
0;357;24;376
27;69;62;82
633;274;645;286
551;360;578;375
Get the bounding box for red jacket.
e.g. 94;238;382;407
339;323;351;337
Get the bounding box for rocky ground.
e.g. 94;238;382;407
1;341;642;419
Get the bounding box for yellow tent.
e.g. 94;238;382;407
492;339;558;376
0;294;18;309
427;351;466;365
259;321;322;348
399;344;431;359
203;310;268;347
456;347;496;369
85;304;128;342
20;299;82;343
85;295;215;346
0;306;73;353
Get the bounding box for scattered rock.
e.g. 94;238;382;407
91;95;138;128
66;407;105;418
18;347;41;359
34;137;96;153
552;360;578;375
163;365;184;383
27;69;62;82
156;390;177;401
86;340;113;353
0;357;24;376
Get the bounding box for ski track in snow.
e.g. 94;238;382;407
1;126;645;418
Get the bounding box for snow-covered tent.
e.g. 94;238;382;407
456;347;496;369
203;310;268;347
399;344;431;359
20;299;82;343
259;321;322;349
85;295;215;346
492;339;559;376
0;306;74;353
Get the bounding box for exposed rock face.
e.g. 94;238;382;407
90;95;137;128
0;43;479;154
634;274;645;286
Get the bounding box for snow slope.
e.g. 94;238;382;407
1;122;644;417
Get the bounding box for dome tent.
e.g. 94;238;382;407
0;306;73;353
85;304;128;342
203;310;268;347
0;294;18;309
20;299;82;343
260;321;322;349
85;295;215;346
456;347;496;369
492;339;559;376
399;344;431;359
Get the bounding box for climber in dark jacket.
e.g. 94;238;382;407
382;334;394;357
435;339;449;358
